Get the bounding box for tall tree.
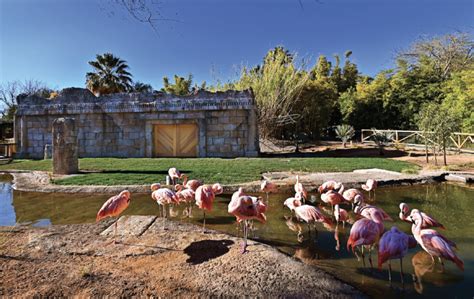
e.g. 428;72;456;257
399;32;474;79
341;50;359;92
86;53;133;96
331;54;343;92
311;55;331;80
162;74;193;96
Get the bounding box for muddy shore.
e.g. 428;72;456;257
0;216;364;297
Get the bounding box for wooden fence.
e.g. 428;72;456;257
361;129;474;154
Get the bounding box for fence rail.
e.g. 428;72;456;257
361;129;474;154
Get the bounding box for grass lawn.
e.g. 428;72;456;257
0;157;418;185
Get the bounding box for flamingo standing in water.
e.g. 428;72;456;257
318;180;344;194
399;203;445;229
180;174;202;191
228;191;267;253
151;183;179;218
175;184;196;217
321;190;344;212
408;210;463;271
353;195;393;221
378;226;417;284
290;199;332;238
96;190;132;244
195;183;223;231
294;175;308;202
168;167;182;186
261;180;278;204
334;204;349;228
347;215;384;268
362;179;377;200
342;188;364;210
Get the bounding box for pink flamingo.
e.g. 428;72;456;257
283;196;303;212
96;190;131;244
318;180;344;194
261;180;278;203
168;167;182;185
378;226;417;284
353;195;393;221
342;188;364;210
362;179;377;199
347;216;384;268
399;203;445;229
293;204;332;237
334;204;349;228
320;190;344;212
195;183;223;231
175;184;196;217
180;174;202;191
151;184;179;218
408;210;463;271
294;175;308;202
228;193;267;253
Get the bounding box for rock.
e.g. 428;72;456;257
52;117;78;175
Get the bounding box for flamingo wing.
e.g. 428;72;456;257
421;212;445;229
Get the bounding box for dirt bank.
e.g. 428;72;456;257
0;216;363;298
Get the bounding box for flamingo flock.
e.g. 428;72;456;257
96;171;464;287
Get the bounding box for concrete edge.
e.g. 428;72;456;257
2;169;471;194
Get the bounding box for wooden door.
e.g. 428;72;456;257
153;124;198;157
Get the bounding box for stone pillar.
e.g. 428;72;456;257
52;117;78;174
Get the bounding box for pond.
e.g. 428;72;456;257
1;174;472;298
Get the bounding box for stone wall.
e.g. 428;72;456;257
15;88;259;158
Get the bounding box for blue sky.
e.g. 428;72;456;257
1;0;473;91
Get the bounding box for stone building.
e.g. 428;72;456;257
14;88;259;159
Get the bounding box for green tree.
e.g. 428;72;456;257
162;74;193;96
417;102;460;166
310;55;331;80
441;69;474;132
296;76;337;139
341;50;359;92
86;53;133;96
331;54;343;92
230;47;311;138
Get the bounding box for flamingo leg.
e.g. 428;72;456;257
388;260;392;283
266;192;269;204
202;211;206;232
113;220;119;244
242;220;248;254
400;258;404;285
368;247;374;269
361;246;366;267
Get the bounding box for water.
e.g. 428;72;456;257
1;174;472;298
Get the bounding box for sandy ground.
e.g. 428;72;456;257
0;216;363;298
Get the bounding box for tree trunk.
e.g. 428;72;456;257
425;142;429;163
443;139;447;166
433;146;438;166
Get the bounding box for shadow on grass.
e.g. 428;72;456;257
183;239;234;265
261;148;417;158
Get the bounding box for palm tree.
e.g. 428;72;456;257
132;82;153;93
335;124;355;148
86;53;133;96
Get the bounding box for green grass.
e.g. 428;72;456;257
0;157;419;186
